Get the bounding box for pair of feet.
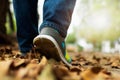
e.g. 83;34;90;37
33;27;72;67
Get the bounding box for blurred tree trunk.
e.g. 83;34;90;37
0;0;13;45
0;0;8;34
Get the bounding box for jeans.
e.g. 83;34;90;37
13;0;76;53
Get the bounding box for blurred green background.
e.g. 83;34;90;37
66;0;120;52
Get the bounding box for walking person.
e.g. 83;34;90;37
13;0;76;66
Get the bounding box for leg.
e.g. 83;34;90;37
40;0;76;38
13;0;38;54
34;0;76;66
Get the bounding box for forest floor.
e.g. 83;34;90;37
0;40;120;80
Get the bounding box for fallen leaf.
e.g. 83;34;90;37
16;68;29;80
70;66;81;75
27;63;40;78
37;64;56;80
13;59;30;68
80;66;103;80
0;60;13;79
53;65;69;80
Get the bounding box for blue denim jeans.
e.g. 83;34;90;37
13;0;76;53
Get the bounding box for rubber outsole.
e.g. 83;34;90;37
33;35;72;67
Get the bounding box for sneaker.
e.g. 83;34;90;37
33;27;72;67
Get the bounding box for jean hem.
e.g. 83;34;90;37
39;21;67;38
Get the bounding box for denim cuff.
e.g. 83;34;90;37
39;21;67;38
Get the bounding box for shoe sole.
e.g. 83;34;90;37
33;35;72;67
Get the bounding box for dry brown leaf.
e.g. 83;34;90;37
0;60;13;79
97;69;112;79
30;59;39;64
15;68;29;80
71;61;81;66
111;61;120;69
70;66;81;75
92;55;101;63
39;56;47;66
100;58;110;65
27;63;40;78
13;59;30;68
53;65;69;80
80;66;103;80
37;64;56;80
38;56;47;72
68;72;81;80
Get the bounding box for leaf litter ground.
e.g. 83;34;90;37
0;44;120;80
